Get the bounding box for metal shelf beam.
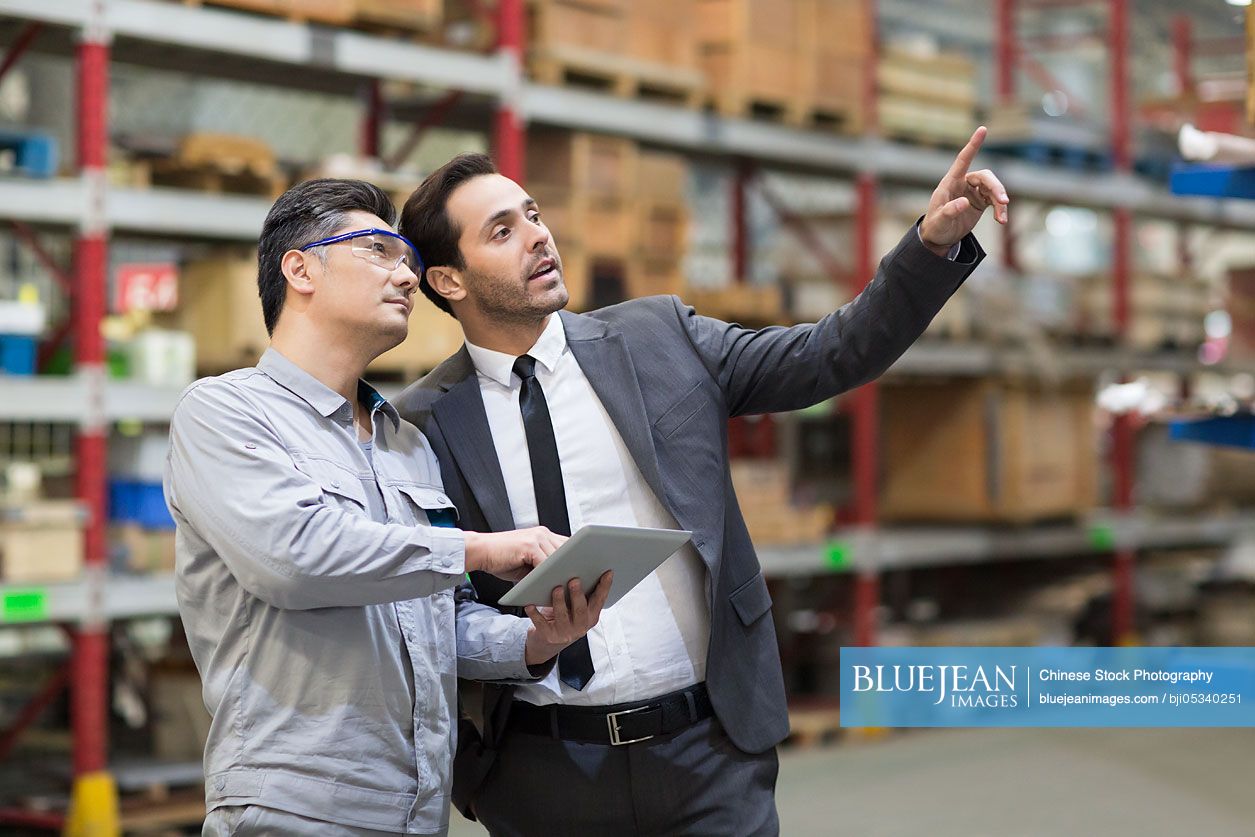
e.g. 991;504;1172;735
0;573;177;627
759;512;1255;578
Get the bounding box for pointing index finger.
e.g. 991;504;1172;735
946;126;988;182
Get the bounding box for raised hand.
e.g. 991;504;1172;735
919;126;1010;256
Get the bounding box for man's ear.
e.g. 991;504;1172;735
426;266;468;306
280;250;317;298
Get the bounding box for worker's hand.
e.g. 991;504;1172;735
919;126;1010;257
463;527;565;582
523;572;613;665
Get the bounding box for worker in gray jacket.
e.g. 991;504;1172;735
165;178;610;836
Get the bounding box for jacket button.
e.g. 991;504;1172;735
331;480;341;488
215;777;226;791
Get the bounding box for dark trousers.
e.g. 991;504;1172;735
472;716;780;837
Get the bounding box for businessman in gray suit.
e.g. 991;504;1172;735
395;128;1008;835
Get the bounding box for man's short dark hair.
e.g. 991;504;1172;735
399;153;498;317
257;178;396;335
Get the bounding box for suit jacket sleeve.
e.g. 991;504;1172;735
675;222;984;417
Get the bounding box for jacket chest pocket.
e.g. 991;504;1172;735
390;481;459;528
297;457;369;514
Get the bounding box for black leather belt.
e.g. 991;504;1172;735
509;683;714;746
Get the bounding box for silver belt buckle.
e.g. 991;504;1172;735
606;705;655;746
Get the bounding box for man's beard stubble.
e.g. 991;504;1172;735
462;257;568;326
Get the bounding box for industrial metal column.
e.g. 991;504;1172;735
66;1;119;834
494;0;525;181
850;0;881;648
1109;0;1136;645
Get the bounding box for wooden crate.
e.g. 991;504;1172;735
531;184;635;260
172;254;461;377
877;46;979;146
626;257;685;300
628;0;700;71
1248;5;1255;126
683;284;786;325
351;0;442;31
185;0;356;25
730;459;832;546
804;0;872;57
1075;273;1210;350
802;51;866;132
149;132;286;198
798;0;870;131
369;304;465;377
528;0;704;104
527;129;638;202
1;502;84;584
878;49;978;109
556;246;627;311
698;0;808;120
113;525;178;574
634;150;690;262
528;130;638;259
171;256;270;373
150;663;210;762
880;380;1097;523
1227;265;1255;363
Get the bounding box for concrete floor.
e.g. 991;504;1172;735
448;728;1255;836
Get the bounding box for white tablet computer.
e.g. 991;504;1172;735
497;524;693;610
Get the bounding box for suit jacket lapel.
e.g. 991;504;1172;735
431;352;517;534
561;311;671;517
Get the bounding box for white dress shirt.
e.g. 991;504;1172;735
465;314;711;707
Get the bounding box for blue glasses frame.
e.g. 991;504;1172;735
298;227;424;273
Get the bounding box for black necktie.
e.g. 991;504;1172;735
512;354;595;691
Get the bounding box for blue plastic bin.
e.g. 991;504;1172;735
0;334;37;375
108;479;176;529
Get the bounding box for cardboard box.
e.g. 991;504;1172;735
880;380;1098;523
170;255;462;377
168;255;269;374
150;664;210;762
112;524;178;575
528;0;629;64
731;459;832;546
0;502;84;583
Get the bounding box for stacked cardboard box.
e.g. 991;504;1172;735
627;151;691;300
1;502;84;584
1074;272;1211;350
168;255;462;377
878;44;979;146
187;1;441;32
527;0;703;104
699;0;868;130
730;459;832;546
528;129;637;309
880;380;1098;523
698;0;807;122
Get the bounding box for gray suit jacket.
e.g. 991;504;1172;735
394;224;984;817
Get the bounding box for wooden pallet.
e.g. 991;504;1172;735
784;706;845;748
181;0;355;26
147;132;287;199
530;45;705;108
182;0;441;33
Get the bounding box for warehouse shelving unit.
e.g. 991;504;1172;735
0;0;1253;827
